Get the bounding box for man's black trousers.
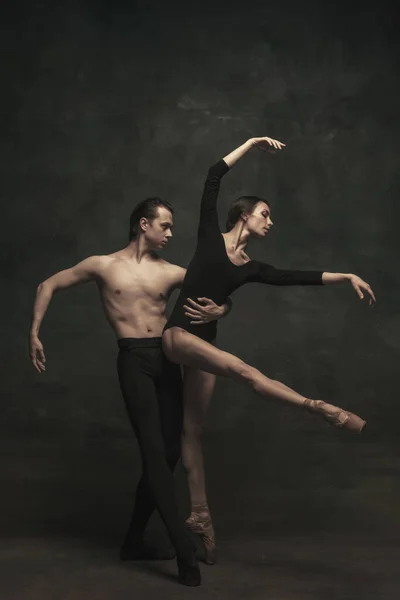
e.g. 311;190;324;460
117;337;193;559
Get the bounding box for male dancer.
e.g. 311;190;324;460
29;197;231;586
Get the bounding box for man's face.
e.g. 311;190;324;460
245;201;273;238
142;206;173;249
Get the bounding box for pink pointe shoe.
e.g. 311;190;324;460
186;504;216;565
304;399;366;433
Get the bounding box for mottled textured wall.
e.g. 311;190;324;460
1;0;399;537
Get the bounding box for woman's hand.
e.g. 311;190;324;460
251;136;286;152
184;297;225;324
349;275;376;305
223;136;285;168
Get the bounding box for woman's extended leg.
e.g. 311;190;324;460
182;366;217;564
162;328;365;432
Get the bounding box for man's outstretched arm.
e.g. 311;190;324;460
29;256;102;373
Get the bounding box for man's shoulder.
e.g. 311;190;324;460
155;256;178;268
156;257;186;276
86;254;114;267
98;251;130;268
78;254;116;278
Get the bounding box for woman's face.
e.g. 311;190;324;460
246;202;273;238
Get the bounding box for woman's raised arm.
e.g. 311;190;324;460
223;136;285;168
198;136;285;236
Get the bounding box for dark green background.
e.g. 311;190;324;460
1;0;399;555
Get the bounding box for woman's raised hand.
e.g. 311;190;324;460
223;136;285;168
251;136;286;152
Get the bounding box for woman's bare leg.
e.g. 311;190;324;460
182;367;217;564
163;328;365;431
182;367;216;506
164;328;308;405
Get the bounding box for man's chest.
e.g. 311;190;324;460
102;263;173;302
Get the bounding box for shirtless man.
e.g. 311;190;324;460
29;197;231;587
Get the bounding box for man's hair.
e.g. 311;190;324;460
225;196;270;232
128;197;174;241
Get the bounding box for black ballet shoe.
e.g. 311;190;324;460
177;552;201;586
120;542;176;561
304;399;366;433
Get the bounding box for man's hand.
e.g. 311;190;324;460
184;297;226;324
349;275;376;306
29;334;46;373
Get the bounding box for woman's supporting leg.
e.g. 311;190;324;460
162;328;365;432
182;367;217;564
182;367;216;506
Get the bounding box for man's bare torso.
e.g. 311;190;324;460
93;249;184;339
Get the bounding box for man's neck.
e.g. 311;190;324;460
121;239;155;263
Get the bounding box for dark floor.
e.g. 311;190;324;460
1;428;399;599
1;532;399;599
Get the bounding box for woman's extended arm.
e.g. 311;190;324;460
254;262;376;306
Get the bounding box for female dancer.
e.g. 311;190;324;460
162;136;376;564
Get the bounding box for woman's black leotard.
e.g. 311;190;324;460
164;159;324;342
